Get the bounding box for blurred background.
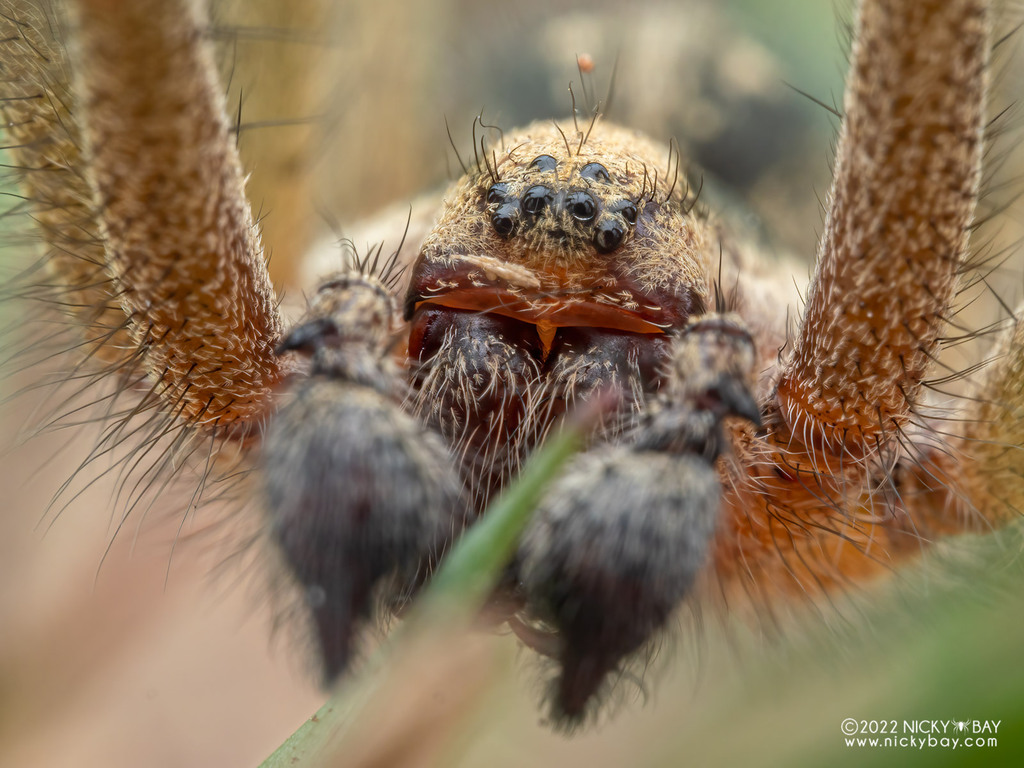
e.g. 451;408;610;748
1;0;1023;765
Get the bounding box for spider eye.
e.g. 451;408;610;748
616;201;638;224
529;154;558;172
486;182;509;205
523;185;553;215
580;162;611;183
566;191;597;222
594;220;624;253
491;201;519;237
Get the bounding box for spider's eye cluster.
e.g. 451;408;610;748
594;200;638;254
484;155;640;253
489;194;519;237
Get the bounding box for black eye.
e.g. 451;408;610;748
486;183;509;205
594;221;625;253
616;201;638;224
491;201;519;238
523;185;552;215
580;162;611;183
566;191;597;222
530;154;558;172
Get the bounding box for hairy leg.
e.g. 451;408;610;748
0;0;129;365
713;0;994;607
1;0;291;437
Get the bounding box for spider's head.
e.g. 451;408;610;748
405;121;711;380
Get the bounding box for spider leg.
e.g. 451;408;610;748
0;0;132;368
959;310;1024;518
2;0;293;437
902;308;1024;529
714;0;994;605
777;0;989;466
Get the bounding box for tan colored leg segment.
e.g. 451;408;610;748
774;0;989;464
714;0;994;605
952;310;1024;522
0;0;131;366
67;0;291;433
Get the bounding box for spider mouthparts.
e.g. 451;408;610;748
555;652;615;724
518;448;721;725
405;250;702;334
670;312;760;426
262;376;466;687
411;288;668;335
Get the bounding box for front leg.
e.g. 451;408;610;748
774;0;988;462
714;0;992;606
0;0;294;436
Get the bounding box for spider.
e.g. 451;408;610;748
1;0;1022;750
